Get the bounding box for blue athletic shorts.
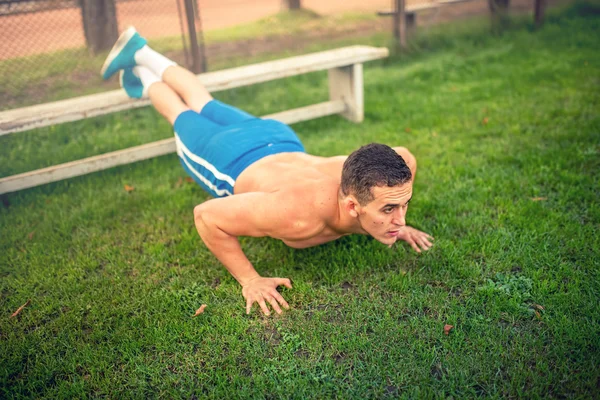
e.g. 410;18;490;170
173;99;305;198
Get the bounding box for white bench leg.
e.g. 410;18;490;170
328;63;364;123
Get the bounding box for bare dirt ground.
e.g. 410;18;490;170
0;0;394;60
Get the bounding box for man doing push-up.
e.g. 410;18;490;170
101;27;434;316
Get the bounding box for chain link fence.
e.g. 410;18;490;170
1;0;552;110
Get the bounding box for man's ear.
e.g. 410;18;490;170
343;195;361;218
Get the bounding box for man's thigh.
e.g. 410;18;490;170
199;100;257;126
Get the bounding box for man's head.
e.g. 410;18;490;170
340;143;413;245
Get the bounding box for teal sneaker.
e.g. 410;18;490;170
119;68;144;99
100;26;147;80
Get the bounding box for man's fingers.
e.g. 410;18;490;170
271;290;290;309
266;297;283;314
246;298;253;315
276;278;293;289
418;237;432;250
258;298;271;316
409;239;421;253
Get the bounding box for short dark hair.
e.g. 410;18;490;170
341;143;412;205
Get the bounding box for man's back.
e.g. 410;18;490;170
234;152;347;194
233;152;350;248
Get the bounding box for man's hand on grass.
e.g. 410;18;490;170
242;277;292;316
396;226;434;253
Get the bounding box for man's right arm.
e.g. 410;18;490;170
193;192;293;315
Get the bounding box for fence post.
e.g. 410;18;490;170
534;0;546;28
393;0;407;49
283;0;301;9
183;0;206;73
81;0;118;54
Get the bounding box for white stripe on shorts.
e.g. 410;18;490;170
178;148;233;197
174;133;236;187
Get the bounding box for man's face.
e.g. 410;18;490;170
356;183;413;245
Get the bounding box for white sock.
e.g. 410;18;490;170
134;45;177;79
133;66;160;97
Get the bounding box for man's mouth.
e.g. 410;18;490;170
387;230;400;237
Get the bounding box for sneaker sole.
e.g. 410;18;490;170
100;26;138;77
119;70;125;88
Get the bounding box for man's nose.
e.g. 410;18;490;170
392;209;406;226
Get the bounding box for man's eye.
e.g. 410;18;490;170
383;208;393;214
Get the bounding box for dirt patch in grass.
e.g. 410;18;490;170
262;326;282;346
332;352;346;364
294;349;310;359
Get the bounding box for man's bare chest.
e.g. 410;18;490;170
282;231;347;249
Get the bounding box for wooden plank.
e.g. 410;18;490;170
0;46;388;135
0;138;177;195
266;99;346;124
0;100;346;194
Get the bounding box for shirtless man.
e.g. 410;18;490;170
102;28;434;316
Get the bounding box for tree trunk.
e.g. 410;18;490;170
283;0;301;10
81;0;118;55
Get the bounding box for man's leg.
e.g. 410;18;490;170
135;45;255;124
103;28;257;125
102;27;214;114
143;74;235;197
159;64;256;127
103;30;235;197
161;66;213;114
146;80;190;125
134;44;213;114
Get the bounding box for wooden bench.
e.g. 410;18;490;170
0;45;388;195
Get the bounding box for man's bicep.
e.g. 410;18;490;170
195;193;285;237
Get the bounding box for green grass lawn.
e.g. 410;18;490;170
1;3;599;398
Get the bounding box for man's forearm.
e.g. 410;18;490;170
194;209;261;286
